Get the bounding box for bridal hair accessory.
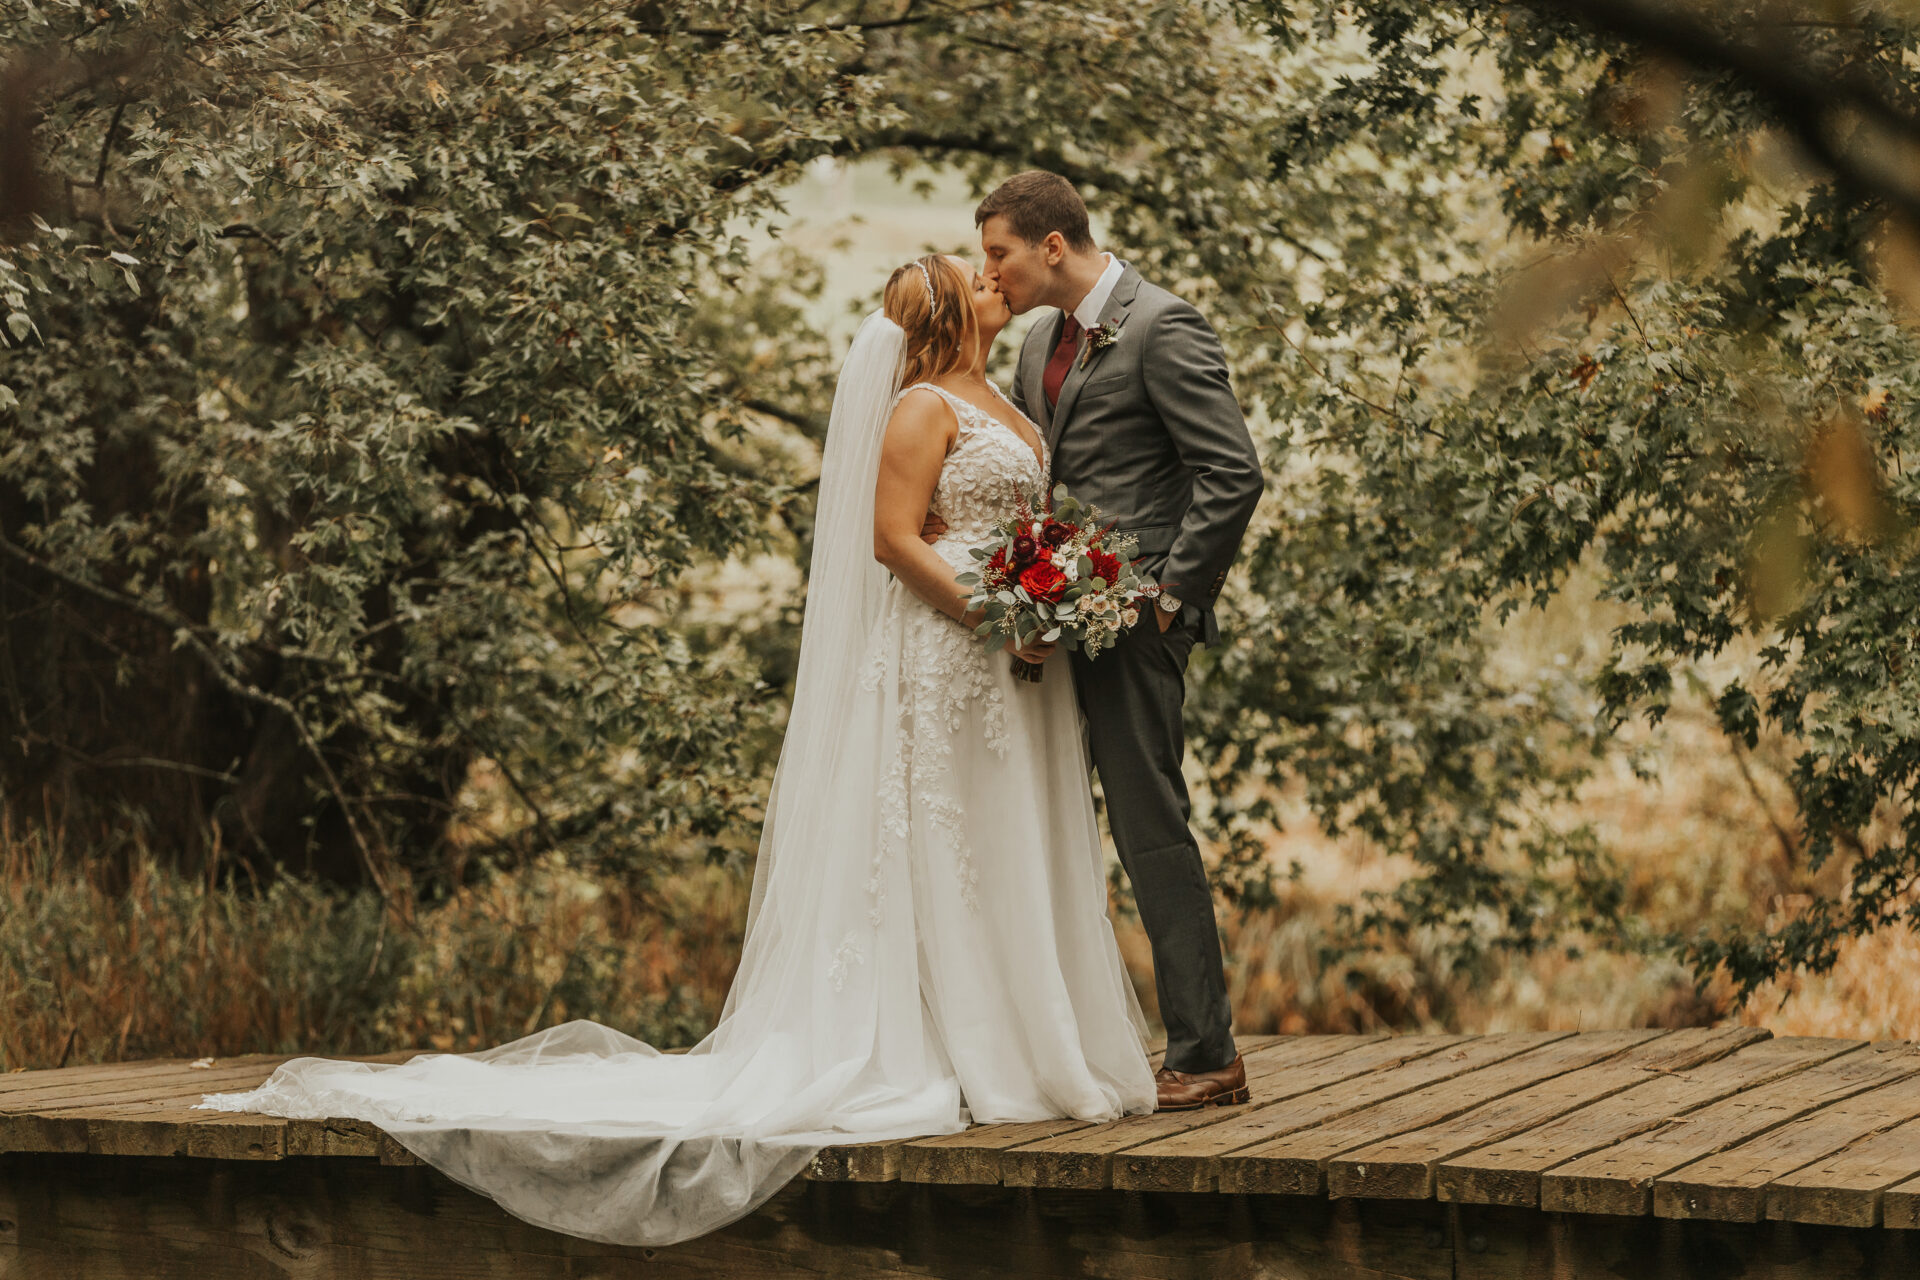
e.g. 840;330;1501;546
915;260;939;317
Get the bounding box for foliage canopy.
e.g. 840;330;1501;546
5;0;1918;994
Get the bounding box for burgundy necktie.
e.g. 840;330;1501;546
1043;316;1083;409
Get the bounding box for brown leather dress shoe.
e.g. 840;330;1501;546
1154;1053;1250;1112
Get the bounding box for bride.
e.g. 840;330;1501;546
198;253;1156;1246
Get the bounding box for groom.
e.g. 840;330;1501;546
979;170;1264;1110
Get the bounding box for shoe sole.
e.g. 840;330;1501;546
1154;1085;1250;1113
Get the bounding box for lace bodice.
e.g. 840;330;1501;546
899;382;1048;561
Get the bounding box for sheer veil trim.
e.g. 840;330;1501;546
194;313;968;1248
195;311;1155;1247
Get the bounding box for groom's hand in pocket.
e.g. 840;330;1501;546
919;512;948;545
1155;607;1177;634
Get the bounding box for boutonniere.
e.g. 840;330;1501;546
1078;313;1129;370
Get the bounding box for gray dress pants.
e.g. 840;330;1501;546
1069;604;1236;1074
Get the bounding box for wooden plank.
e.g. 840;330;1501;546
0;1051;427;1157
46;1105;289;1160
0;1048;421;1123
0;1056;234;1095
2;1065;295;1116
0;1067;297;1155
1880;1169;1920;1230
865;1038;1187;1185
0;1056;293;1110
797;1037;1220;1184
1328;1027;1769;1200
284;1115;386;1158
1215;1029;1662;1197
1540;1040;1920;1217
997;1033;1460;1190
1765;1112;1920;1228
1655;1063;1920;1222
894;1033;1363;1186
1437;1035;1861;1208
1107;1032;1568;1194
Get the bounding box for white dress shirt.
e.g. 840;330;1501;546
1069;253;1125;330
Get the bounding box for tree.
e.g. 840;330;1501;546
1208;0;1920;991
12;0;1914;1001
0;1;1285;894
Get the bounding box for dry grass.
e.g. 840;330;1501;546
5;571;1912;1069
0;836;743;1072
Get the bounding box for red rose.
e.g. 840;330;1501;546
1011;534;1038;567
1088;549;1122;583
1018;561;1067;602
1041;520;1072;548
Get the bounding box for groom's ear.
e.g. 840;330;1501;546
1042;231;1067;266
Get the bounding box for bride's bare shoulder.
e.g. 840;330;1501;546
886;385;958;448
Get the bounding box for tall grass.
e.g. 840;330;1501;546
1;833;741;1072
5;667;1911;1071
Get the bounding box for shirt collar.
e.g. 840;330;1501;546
1070;253;1124;331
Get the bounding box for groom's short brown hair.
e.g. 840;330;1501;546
975;171;1096;253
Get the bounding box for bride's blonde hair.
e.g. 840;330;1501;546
882;254;978;388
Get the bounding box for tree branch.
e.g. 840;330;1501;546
1523;0;1920;228
0;533;397;894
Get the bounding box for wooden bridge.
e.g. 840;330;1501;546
5;1026;1920;1277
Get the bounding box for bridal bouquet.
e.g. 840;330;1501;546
956;484;1160;683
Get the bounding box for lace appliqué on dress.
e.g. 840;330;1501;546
827;933;867;992
855;380;1047;917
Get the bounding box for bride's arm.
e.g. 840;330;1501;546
873;390;973;623
875;391;1056;662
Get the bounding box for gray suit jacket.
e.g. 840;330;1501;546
1011;264;1264;646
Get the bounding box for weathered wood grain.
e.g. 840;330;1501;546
1655;1062;1920;1222
0;1056;246;1096
1000;1033;1471;1191
1539;1041;1920;1217
1878;1169;1920;1230
1436;1035;1860;1208
880;1036;1242;1186
1763;1112;1920;1227
6;1033;1920;1247
0;1057;291;1113
1107;1033;1570;1194
0;1050;423;1159
1216;1030;1662;1196
1326;1027;1769;1200
898;1034;1373;1188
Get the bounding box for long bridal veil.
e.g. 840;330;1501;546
197;313;971;1246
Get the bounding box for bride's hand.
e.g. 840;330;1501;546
960;608;1053;663
1006;636;1056;664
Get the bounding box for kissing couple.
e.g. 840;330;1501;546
201;170;1267;1248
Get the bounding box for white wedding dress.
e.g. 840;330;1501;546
198;315;1155;1246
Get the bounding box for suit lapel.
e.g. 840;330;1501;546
1046;265;1141;452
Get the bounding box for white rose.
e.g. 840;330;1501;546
1122;607;1139;627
